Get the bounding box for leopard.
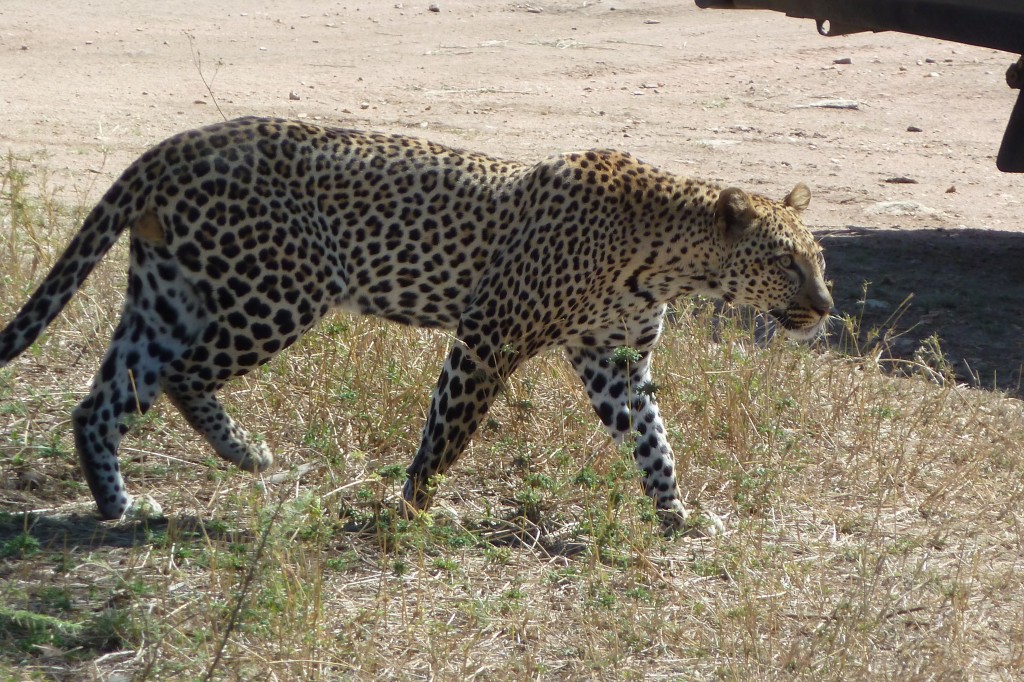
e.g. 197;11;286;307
0;117;832;531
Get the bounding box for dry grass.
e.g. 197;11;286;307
1;157;1022;681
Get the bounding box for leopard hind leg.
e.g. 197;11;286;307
159;308;324;473
160;244;340;476
161;374;274;473
75;224;203;519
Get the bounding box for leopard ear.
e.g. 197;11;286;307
784;183;811;212
716;187;757;242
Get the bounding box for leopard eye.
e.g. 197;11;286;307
775;254;794;270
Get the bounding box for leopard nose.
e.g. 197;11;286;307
811;280;833;317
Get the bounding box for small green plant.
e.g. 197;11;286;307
0;533;41;559
611;345;643;368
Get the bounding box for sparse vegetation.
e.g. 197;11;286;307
1;156;1022;680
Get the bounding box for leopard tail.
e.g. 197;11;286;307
0;176;145;366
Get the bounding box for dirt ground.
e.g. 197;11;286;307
2;0;1023;391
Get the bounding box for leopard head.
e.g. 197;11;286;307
714;183;832;341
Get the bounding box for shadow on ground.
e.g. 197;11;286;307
819;226;1024;395
0;512;249;560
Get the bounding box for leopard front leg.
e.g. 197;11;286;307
402;340;509;514
566;345;723;535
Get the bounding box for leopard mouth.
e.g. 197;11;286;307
769;308;828;342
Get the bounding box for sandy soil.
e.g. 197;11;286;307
2;0;1023;390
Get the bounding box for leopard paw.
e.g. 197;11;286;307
658;500;724;537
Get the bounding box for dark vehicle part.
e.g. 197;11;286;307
695;1;1024;171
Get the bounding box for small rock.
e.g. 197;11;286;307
695;139;741;149
289;91;301;101
907;126;923;132
265;463;319;484
795;99;860;110
925;57;936;63
927;72;940;78
865;201;941;217
428;3;440;12
20;44;28;50
121;495;164;521
644;19;661;24
946;185;957;193
884;176;918;184
833;57;852;65
15;470;44;491
359;101;370;109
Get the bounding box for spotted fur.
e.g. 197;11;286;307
0;117;832;528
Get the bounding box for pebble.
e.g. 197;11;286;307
428;3;440;12
833;57;852;65
907;126;923;132
289;91;301;101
